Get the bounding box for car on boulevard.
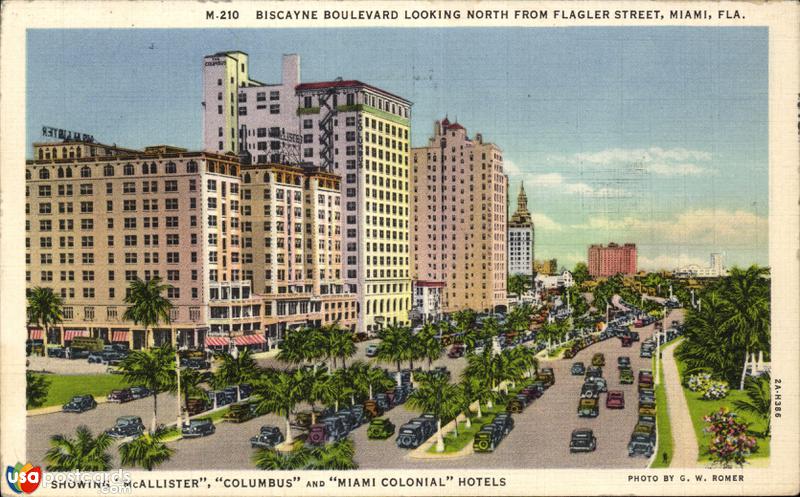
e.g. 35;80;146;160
580;383;600;399
571;362;586;375
591;353;605;367
63;395;97;413
106;416;145;438
619;368;634;384
536;367;555;387
250;426;284;449
396;422;427;449
584;376;608;393
638;414;656;428
638;401;657;417
620;336;633;347
633;423;656;443
628;431;655;457
473;423;503;453
521;383;544;400
585;366;603;379
639;389;655;405
447;344;465;358
577;398;599;418
181;418;215;438
307;416;349;445
569;429;597;453
506;394;530;413
492;413;514;436
224;402;257;423
107;389;134;403
606;391;625;409
365;344;379;357
367;418;396;439
617;356;631;368
129;386;151;400
363;400;383;419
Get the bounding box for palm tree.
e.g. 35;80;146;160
406;372;463;452
26;371;50;409
27;286;64;353
118;345;175;432
254;370;305;445
507;274;530;296
506;304;533;334
322;369;354;412
213;348;261;397
253;447;309;470
351;362;394;400
119;425;174;471
376;324;412;375
325;324;355;369
176;367;207;416
733;372;771;437
464;347;498;408
122;277;173;349
458;376;481;427
418;323;444;370
307;439;358;470
45;426;112;471
298;367;333;424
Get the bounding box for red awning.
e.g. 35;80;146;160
112;331;129;342
28;329;43;340
205;336;228;347
64;330;89;341
235;334;266;346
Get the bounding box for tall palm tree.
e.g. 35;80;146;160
176;367;207;416
733;372;771;437
406;372;463;452
321;369;354;413
119;425;174;471
458;376;481;427
254;370;305;445
351;362;393;400
118;345;175;432
299;367;333;424
213;348;260;392
123;277;173;349
418;323;444;370
45;426;112;471
27;286;64;353
277;327;317;367
507;274;530;296
506;304;533;334
325;324;356;369
376;324;412;375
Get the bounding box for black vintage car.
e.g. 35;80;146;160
223;402;257;423
349;405;367;426
506;394;529;413
307;417;348;445
250;426;284;449
396;422;426;449
107;416;145;438
63;395;97;413
569;429;597;453
335;409;357;433
181;418;215;438
492;413;514;436
107;389;134;403
410;415;437;440
571;362;586;375
473;423;503;452
628;432;655;457
617;356;631;368
374;393;392;412
580;382;600;399
130;386;151;400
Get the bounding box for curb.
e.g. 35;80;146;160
27;397;110;417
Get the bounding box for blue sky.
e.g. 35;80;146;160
27;27;768;270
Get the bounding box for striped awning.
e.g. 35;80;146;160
205;336;229;347
112;331;129;342
64;329;90;341
28;328;43;340
235;334;266;346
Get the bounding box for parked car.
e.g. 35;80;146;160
473;423;503;452
577;398;599;418
617;356;631;368
571;362;586;375
447;344;465;358
224;402;257;423
591;353;605;367
87;352;106;364
580;383;600;399
250;426;284;449
181;418;215;438
366;418;396;439
638;414;657;427
569;429;597;453
506;395;529;413
129;386;151;400
633;423;656;443
640;344;654;358
638;401;657;417
585;376;608;393
63;395;97;413
431;366;451;380
107;365;124;375
536;367;555;387
492;413;514;436
619;368;634;385
585;366;603;378
528;382;546;399
628;431;655;457
107;389;134;403
349;405;367;426
48;347;66;358
365;344;379;357
620;336;633;347
187;398;208;416
410;415;437;440
396;422;427;449
335;409;358;432
363;399;384;419
181;358;211;370
639;389;656;405
606;391;625;409
521;384;543;401
106;416;145;438
307;417;348;445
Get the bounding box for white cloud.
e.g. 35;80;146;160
527;172;631;198
637;254;708;272
549;147;714;176
531;212;563;232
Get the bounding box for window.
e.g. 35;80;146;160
166;217;179;228
81;236;94;248
165;162;176;174
106;200;113;212
165;180;178;192
80;201;93;213
103;165;115;176
39;168;50;180
165;198;178;210
124;217;137;229
207;179;217;191
167;252;180;263
80;166;91;178
38;185;51;197
187;161;198;173
123;200;136;211
124;235;137;247
123;163;134;175
270;91;280;101
166;234;179;245
167;288;180;299
270;104;280;114
167;270;180;281
83;288;95;299
80;219;94;230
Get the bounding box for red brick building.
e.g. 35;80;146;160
588;243;637;277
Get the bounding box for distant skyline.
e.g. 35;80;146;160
27;27;768;270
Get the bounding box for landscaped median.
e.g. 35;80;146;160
27;373;129;413
650;353;674;468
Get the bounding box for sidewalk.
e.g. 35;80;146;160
661;339;699;467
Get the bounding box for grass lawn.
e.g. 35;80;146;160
675;357;770;462
31;373;130;408
651;354;674;468
426;404;506;454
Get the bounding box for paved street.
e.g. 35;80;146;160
27;313;685;470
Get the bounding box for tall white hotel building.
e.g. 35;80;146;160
202;52;412;334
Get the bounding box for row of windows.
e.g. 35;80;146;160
27;161;199;180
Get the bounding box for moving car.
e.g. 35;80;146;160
365;344;379;357
571;362;586;375
366;418;396;439
473;423;503;453
250;426;284;449
181;418;215;438
580;383;600;399
107;389;134;403
106;416;145;438
569;429;597;453
591;353;605;367
63;395;97;413
577;398;599;418
606;391;625;409
619;368;634;385
617;356;631;368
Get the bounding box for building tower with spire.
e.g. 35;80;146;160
508;182;535;276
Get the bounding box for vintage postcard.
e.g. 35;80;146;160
1;1;798;495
